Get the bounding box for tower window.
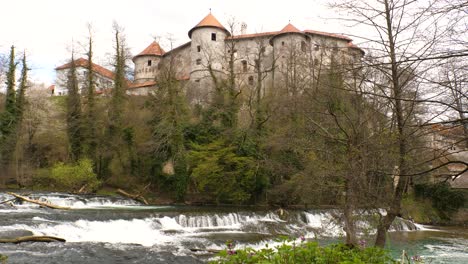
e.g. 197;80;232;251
196;59;202;65
314;44;320;51
281;41;285;46
248;76;254;85
197;45;201;52
301;41;306;52
211;33;217;41
147;60;152;66
242;60;248;72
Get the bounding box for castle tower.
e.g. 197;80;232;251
270;23;309;59
132;41;165;83
188;13;230;82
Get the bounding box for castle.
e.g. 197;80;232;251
54;13;363;99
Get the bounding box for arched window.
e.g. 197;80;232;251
301;41;306;52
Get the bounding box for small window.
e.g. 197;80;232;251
195;79;200;83
281;41;285;46
301;41;306;52
248;76;254;85
197;45;201;52
211;33;217;41
196;59;201;65
242;60;248;72
148;60;152;66
314;44;320;51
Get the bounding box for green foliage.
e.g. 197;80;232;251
0;254;7;264
188;139;265;204
34;159;101;193
414;183;466;219
212;239;397;264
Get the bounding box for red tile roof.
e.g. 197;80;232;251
133;41;165;60
128;81;157;89
303;29;351;41
228;29;352;42
228;31;278;40
55;58;115;80
347;42;365;54
188;13;230;38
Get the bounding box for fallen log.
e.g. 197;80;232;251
116;189;149;205
0;235;66;244
189;248;221;254
6;192;70;210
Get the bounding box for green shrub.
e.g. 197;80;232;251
34;159;101;193
212;239;397;264
414;183;466;219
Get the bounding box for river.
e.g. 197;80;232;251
0;192;466;263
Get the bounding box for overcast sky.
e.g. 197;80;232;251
0;0;354;85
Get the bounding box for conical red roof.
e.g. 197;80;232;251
279;23;301;34
134;41;165;59
270;22;307;45
188;13;230;38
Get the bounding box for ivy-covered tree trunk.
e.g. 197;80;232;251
84;33;98;162
66;54;83;161
0;46;18;178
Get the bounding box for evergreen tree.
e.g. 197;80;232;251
108;27;127;137
4;46;16;118
16;53;28;124
66;53;83;161
84;32;98;161
0;46;17;172
103;24;131;178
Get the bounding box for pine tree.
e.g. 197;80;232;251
66;53;83;161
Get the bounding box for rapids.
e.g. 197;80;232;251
0;192;466;263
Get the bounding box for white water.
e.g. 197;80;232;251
0;192;421;247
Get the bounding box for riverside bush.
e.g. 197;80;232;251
212;239;397;264
34;159;101;193
414;182;465;219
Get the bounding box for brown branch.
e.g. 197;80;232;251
7;192;70;210
0;235;66;244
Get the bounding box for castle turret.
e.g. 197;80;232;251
133;41;165;83
188;13;230;82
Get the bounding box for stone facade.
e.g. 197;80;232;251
132;13;363;101
55;13;363;98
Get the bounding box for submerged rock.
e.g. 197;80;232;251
0;230;34;239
